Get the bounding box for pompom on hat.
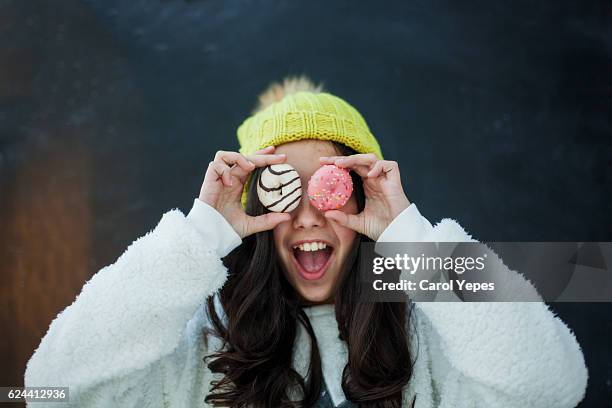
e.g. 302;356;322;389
237;79;383;208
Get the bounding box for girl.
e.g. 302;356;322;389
25;77;587;407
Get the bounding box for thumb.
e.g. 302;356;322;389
244;212;291;236
324;210;365;235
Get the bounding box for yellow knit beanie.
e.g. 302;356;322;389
237;90;383;207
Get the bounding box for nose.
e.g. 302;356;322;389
292;193;325;229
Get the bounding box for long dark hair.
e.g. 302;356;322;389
203;142;414;407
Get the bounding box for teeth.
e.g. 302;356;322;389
294;242;328;252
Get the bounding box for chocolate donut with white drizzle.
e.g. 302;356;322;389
256;164;302;212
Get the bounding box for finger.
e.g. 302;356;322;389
212;151;255;182
219;164;233;186
253;145;276;155
245;212;291;236
214;151;255;172
324;210;365;235
206;161;233;186
320;154;378;178
227;159;256;181
367;161;385;178
367;160;398;178
318;155;372;177
347;164;371;178
319;155;345;164
334;153;378;169
213;149;282;178
245;153;287;168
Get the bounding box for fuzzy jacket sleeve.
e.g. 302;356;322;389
377;204;588;408
24;199;241;406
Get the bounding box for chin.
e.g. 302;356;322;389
295;285;333;305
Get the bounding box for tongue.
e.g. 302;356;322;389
295;249;330;273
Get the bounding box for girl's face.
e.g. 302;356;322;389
273;140;358;305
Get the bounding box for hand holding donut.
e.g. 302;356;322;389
318;153;411;241
199;146;291;239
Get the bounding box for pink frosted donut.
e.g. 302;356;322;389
307;165;353;211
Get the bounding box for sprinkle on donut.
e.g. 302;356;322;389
307;165;353;211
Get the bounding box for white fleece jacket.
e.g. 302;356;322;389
24;199;588;408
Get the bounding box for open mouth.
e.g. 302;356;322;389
291;241;334;280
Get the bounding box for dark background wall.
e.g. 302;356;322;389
0;0;610;406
